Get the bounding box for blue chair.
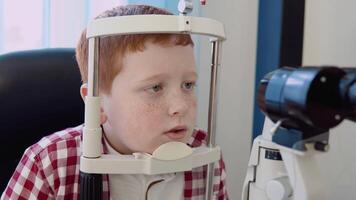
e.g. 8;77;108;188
0;48;84;192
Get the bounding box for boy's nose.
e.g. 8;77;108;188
168;94;189;117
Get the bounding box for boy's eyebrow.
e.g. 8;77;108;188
137;71;198;83
137;74;169;83
187;71;198;78
183;71;198;79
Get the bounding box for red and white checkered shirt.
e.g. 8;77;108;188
1;125;229;200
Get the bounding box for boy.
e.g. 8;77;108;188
2;4;228;200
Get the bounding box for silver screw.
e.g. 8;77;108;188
320;76;327;83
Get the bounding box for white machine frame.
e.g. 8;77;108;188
80;5;226;200
242;118;327;200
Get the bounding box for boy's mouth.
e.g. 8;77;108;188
164;125;188;140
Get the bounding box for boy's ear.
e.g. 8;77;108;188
79;83;108;124
80;84;88;101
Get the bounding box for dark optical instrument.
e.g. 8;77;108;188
257;66;356;140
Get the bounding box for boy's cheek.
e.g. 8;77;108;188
191;100;197;109
188;99;198;115
186;95;197;106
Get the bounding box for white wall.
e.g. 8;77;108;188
303;0;356;199
196;1;258;199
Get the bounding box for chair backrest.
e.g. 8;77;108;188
0;48;84;191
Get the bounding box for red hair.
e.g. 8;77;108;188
76;5;194;94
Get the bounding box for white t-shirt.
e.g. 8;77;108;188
105;141;184;200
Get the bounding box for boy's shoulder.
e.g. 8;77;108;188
26;125;83;160
188;129;207;148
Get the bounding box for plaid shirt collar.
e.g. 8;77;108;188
2;125;228;200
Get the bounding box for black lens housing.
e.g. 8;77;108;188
258;66;356;139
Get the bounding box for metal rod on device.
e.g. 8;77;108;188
80;37;103;200
205;39;222;200
88;38;100;97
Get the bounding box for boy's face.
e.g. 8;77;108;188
101;41;197;154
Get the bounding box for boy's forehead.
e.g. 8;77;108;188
109;43;197;92
121;42;196;71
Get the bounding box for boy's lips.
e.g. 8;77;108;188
164;125;188;140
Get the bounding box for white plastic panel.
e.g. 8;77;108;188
86;15;226;40
80;146;220;174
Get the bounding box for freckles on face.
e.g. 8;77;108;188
129;95;164;116
141;101;164;114
102;42;199;154
185;94;197;108
124;98;165;131
185;95;198;124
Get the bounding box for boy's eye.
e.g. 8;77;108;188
182;81;196;91
147;84;163;93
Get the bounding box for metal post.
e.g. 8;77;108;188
80;37;103;200
88;37;100;97
205;39;221;200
